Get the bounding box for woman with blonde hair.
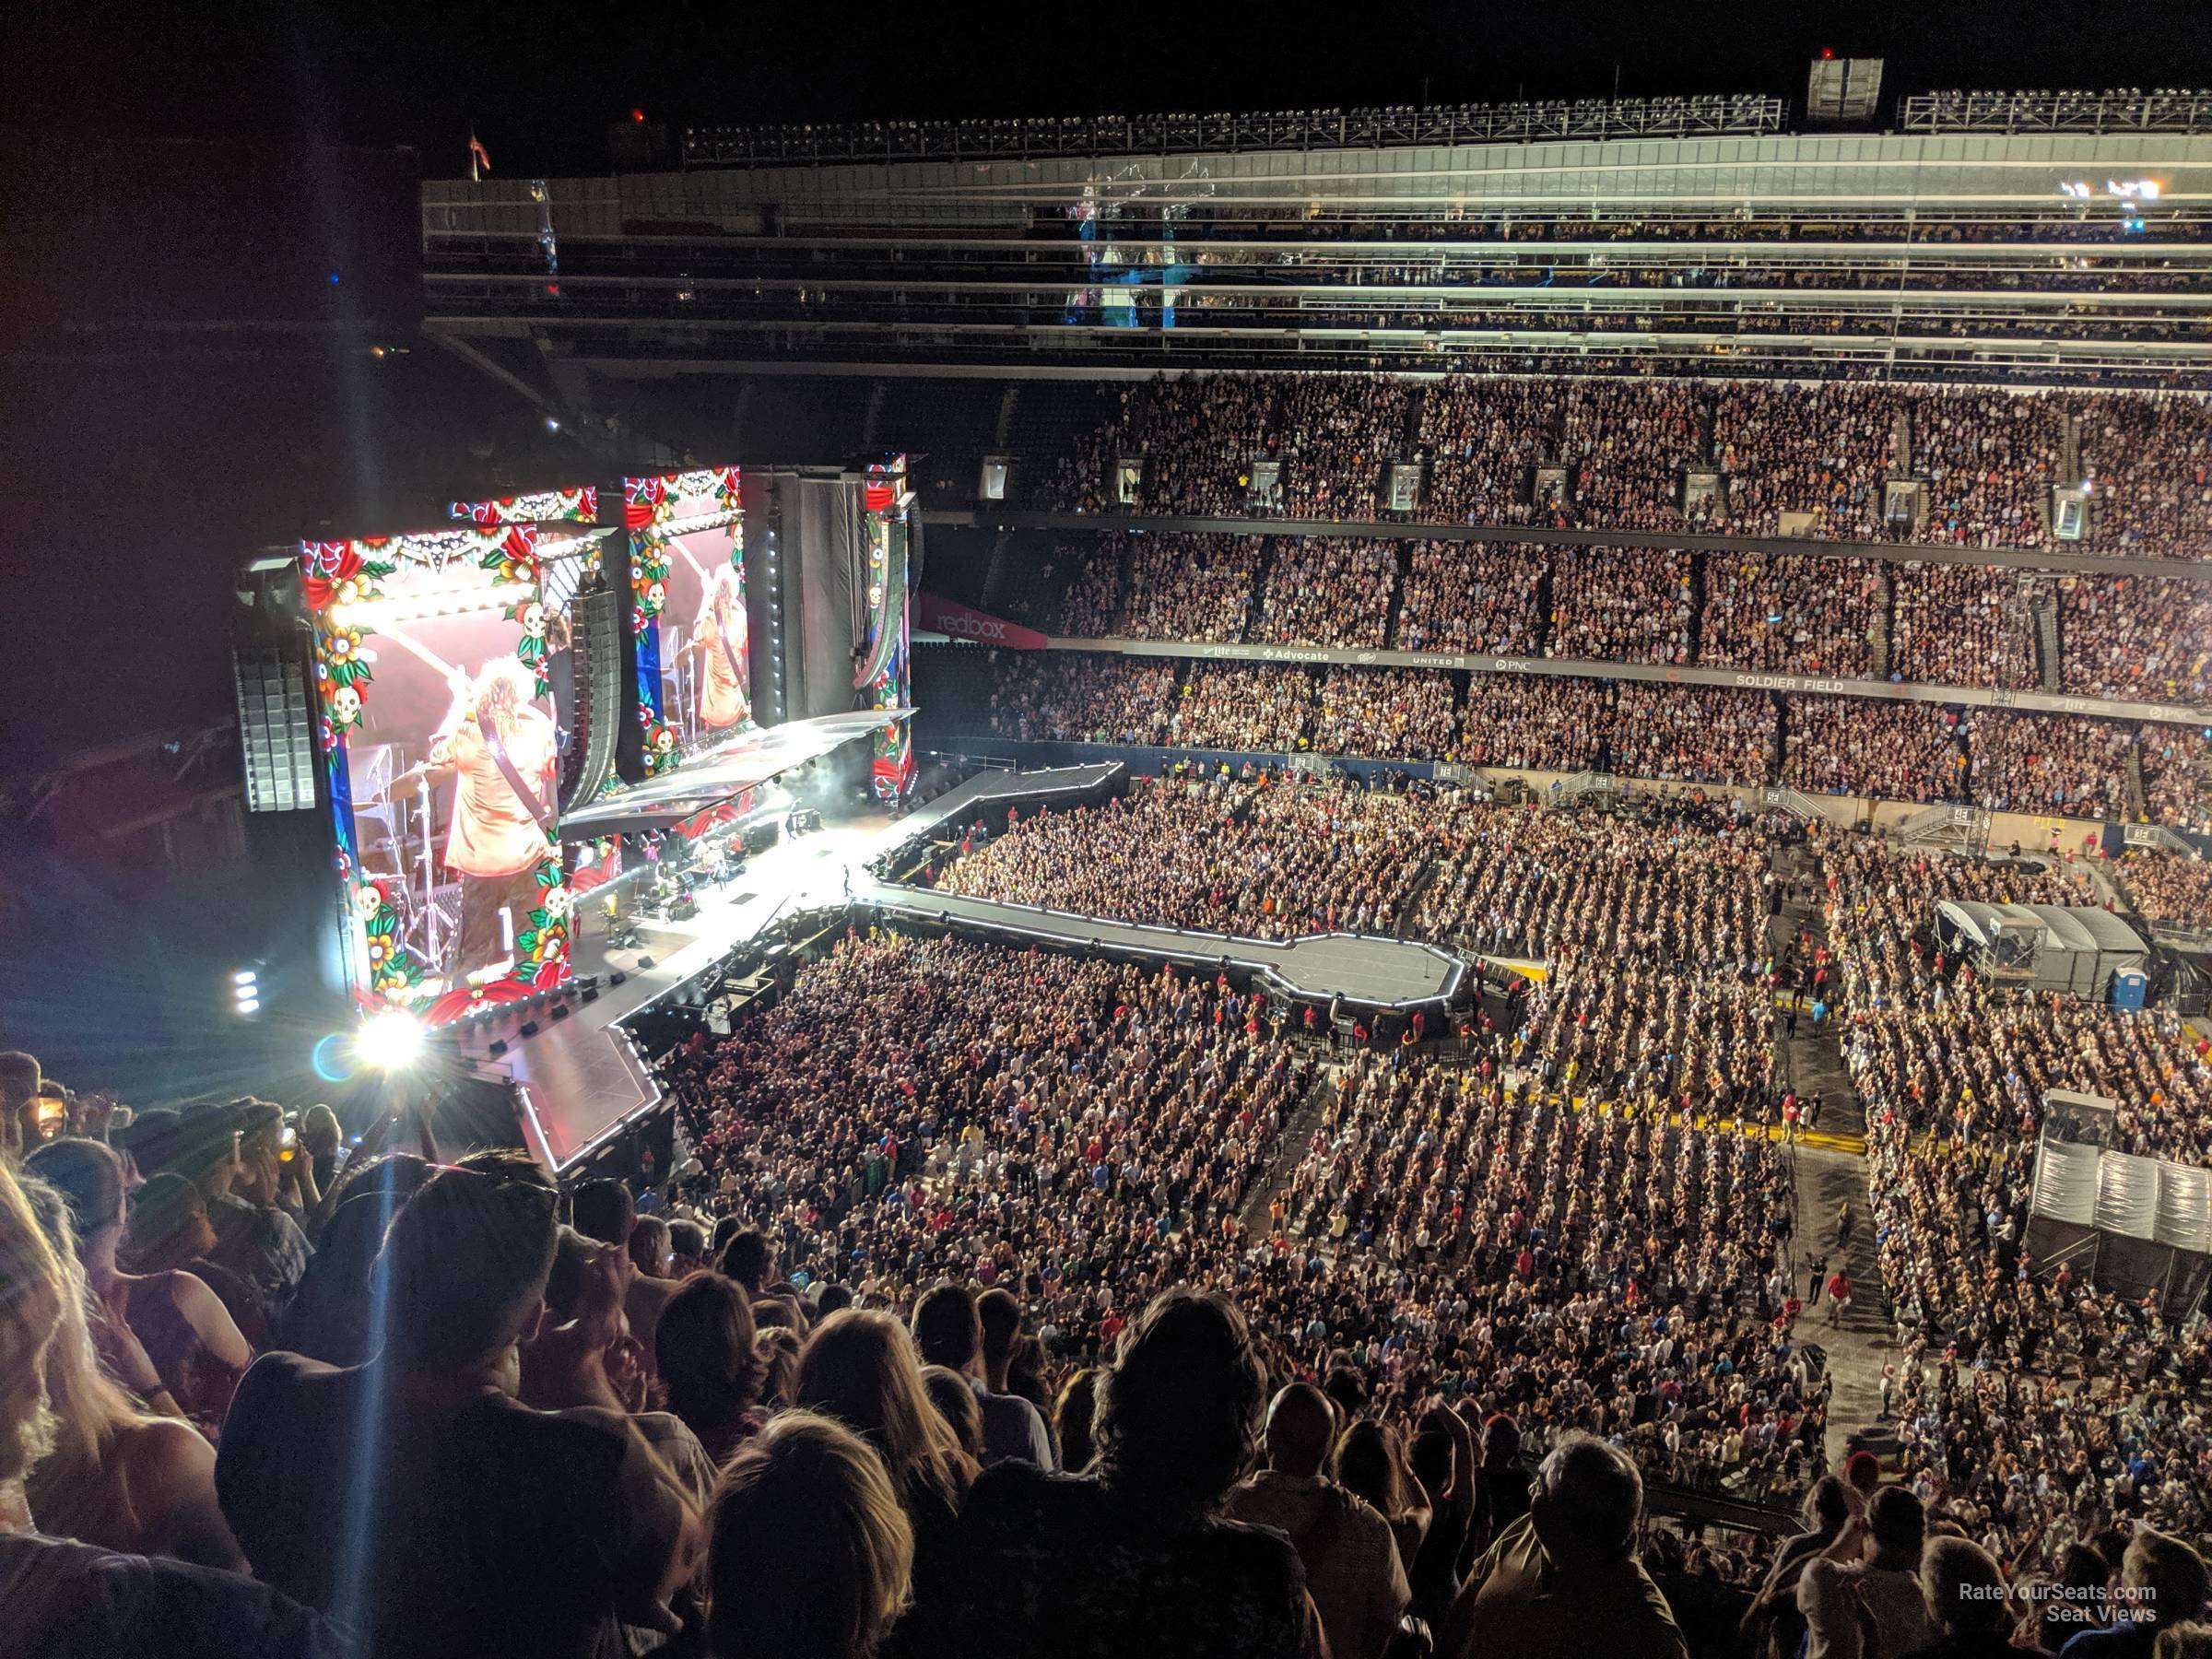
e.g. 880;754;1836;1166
25;1137;249;1433
704;1410;913;1659
794;1310;973;1561
0;1161;347;1654
18;1181;245;1569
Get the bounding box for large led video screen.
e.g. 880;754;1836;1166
627;467;748;774
304;527;575;1023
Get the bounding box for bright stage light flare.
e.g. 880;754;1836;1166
355;1010;427;1070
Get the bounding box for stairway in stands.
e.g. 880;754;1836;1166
2127;742;2150;822
1532;550;1556;654
1767;692;1787;782
2034;583;2064;692
1240;536;1278;644
1687;550;1709;665
1869;568;1893;678
1381;543;1409;648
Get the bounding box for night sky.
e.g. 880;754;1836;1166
5;0;2212;768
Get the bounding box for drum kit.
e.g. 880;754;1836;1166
351;744;461;981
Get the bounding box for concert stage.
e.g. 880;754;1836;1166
467;765;1468;1173
465;808;885;1171
860;886;1466;1010
872;760;1127;861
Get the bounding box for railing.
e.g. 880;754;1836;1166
1900;88;2212;135
681;96;1786;170
1560;771;1624;801
1899;803;1990;845
1759;785;1836;822
2123;821;2194;855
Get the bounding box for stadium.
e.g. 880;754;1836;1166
9;44;2212;1659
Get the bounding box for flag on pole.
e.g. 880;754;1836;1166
468;131;492;181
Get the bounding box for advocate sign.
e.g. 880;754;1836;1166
917;594;1048;650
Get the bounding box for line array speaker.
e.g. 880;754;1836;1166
559;580;626;815
233;644;318;813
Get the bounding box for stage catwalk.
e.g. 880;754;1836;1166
468;766;1466;1172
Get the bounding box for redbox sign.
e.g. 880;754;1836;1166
916;594;1047;650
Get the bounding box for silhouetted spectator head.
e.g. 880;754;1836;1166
629;1215;671;1278
1530;1433;1643;1569
1261;1383;1336;1478
911;1281;982;1371
1321;1364;1366;1421
569;1179;634;1247
376;1166;558;1374
705;1410;914;1659
1095;1288;1265;1518
2121;1531;2210;1632
666;1219;706;1268
759;1327;802;1411
657;1272;765;1438
975;1288;1022;1376
1806;1475;1852;1535
298;1104;343;1159
721;1228;774;1294
921;1364;983;1459
22;1138;126;1253
796;1309;971;1517
1869;1487;1927;1564
120;1171;218;1273
1922;1536;2010;1636
1054;1367;1103;1475
1334;1418;1415;1522
1482;1414;1522;1468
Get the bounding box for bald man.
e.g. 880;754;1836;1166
1224;1384;1408;1659
1441;1432;1686;1659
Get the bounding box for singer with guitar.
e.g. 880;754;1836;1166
409;653;560;983
681;559;750;734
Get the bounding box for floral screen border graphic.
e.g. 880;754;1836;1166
858;457;915;801
447;485;599;525
626;466;745;775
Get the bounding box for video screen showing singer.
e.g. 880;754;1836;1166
684;562;750;733
421;656;560;982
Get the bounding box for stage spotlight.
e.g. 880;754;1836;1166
355;1010;427;1070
